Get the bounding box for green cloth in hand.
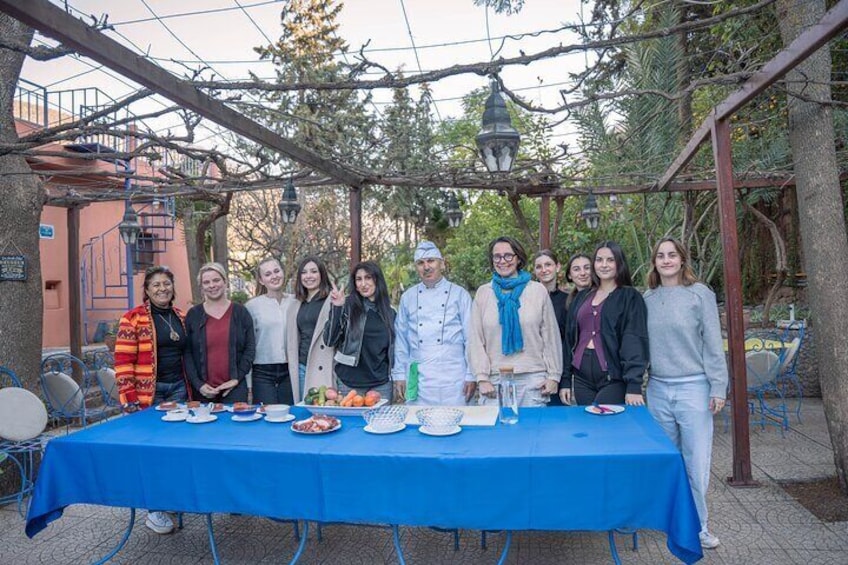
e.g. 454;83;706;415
407;361;419;402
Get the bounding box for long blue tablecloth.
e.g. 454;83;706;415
26;406;702;563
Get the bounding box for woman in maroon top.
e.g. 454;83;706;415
185;262;256;403
559;242;649;406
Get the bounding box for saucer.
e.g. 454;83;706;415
585;404;625;415
364;423;405;435
161;411;188;422
186;414;218;424
232;413;263;422
265;414;295;423
155;403;184;412
419;425;461;437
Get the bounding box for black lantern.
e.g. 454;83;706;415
475;78;520;173
580;192;600;230
278;178;301;225
118;201;141;246
444;192;463;228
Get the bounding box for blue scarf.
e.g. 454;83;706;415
492;270;531;355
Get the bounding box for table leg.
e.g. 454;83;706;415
90;508;135;565
496;531;512;565
288;521;309;565
391;524;406;565
607;530;622;565
206;514;221;565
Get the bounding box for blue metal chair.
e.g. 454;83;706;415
0;365;50;516
92;350;120;408
775;324;805;423
40;353;112;431
745;349;789;436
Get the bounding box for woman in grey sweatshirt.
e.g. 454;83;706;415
643;238;728;551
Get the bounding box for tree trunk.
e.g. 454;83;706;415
777;0;848;493
180;205;204;303
0;17;45;392
742;202;787;327
211;215;229;267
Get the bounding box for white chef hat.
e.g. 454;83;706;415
414;241;443;262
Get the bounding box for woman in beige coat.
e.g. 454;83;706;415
285;256;335;401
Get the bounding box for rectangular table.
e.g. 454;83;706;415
26;406;703;563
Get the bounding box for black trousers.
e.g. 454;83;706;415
252;363;294;405
572;348;626;405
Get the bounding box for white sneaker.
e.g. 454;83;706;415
145;511;175;534
699;530;720;549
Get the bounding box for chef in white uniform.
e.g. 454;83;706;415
393;241;476;405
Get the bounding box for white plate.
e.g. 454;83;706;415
364;423;406;435
161;411;189;422
585;404;625;415
297;398;388;417
419;425;461;437
155;403;184;412
186;414;218;424
265;414;295;423
232;413;263;422
290;421;342;435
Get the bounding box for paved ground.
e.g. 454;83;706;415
1;399;845;564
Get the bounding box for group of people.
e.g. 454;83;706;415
112;236;727;549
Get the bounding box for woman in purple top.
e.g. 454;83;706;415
559;241;649;406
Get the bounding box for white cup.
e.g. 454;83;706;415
191;403;212;419
264;404;290;420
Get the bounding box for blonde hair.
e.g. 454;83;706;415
197;262;228;289
255;257;283;296
647;238;699;289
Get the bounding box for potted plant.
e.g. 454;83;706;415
103;321;118;352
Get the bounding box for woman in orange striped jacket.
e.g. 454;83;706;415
114;266;191;411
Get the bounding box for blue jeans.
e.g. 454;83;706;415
252;364;294;405
152;380;187;404
647;377;713;532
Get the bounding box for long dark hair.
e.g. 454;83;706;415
294;255;331;302
591;240;633;287
346;261;394;338
564;252;592;308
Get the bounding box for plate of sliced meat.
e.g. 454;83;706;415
291;414;342;434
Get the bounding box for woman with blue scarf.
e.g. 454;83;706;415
468;237;563;406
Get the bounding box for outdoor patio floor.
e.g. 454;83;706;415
1;399;846;564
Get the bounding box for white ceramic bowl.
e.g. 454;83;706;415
416;407;463;432
363;405;408;431
264;404;290;419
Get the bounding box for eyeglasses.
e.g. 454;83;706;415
492;253;516;263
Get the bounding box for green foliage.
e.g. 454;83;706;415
230;290;250;305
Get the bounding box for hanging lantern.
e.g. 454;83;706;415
444;192;464;228
475;77;520;173
278;178;301;225
118;201;141;245
580;192;600;230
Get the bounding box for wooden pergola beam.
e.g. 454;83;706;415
656;0;848;190
537;176;799;198
0;0;366;188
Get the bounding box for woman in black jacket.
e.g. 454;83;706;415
185;262;256;403
559;241;649;406
323;261;395;402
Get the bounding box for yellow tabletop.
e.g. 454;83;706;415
723;338;785;352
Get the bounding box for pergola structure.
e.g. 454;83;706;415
3;0;848;486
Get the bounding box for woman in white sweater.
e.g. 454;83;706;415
643;238;728;550
468;236;562;407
